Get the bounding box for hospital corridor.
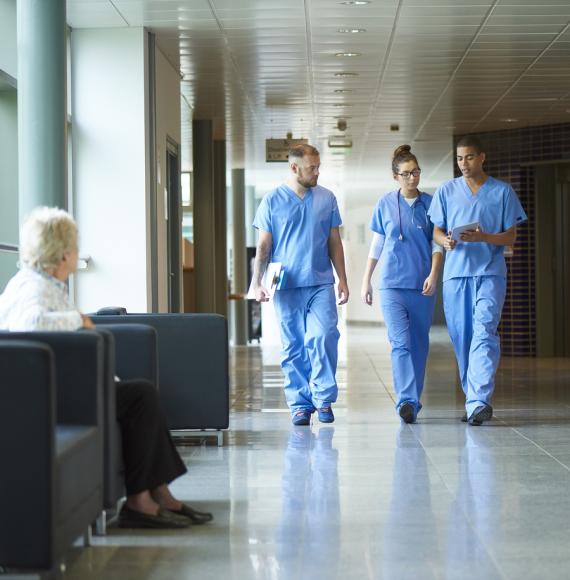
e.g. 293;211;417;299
61;324;570;580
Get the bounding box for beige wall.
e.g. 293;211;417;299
71;28;149;313
154;46;181;312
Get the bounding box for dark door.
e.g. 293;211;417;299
535;163;570;356
166;139;181;312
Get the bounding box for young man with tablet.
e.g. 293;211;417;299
428;136;527;425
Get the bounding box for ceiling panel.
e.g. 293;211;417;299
68;0;570;202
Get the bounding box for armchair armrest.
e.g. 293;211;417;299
94;323;158;385
0;340;56;568
0;331;103;427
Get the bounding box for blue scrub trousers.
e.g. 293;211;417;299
273;284;340;413
443;276;506;418
380;289;435;418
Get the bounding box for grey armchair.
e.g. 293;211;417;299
92;312;229;442
0;333;104;576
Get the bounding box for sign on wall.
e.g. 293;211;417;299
265;138;308;162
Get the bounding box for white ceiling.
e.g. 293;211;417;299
67;0;570;205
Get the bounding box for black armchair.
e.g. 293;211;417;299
92;313;229;443
0;333;104;576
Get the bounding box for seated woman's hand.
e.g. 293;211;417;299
81;313;95;329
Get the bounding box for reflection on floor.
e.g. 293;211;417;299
66;325;570;579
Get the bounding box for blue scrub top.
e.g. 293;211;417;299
428;176;527;281
253;184;342;289
370;190;434;290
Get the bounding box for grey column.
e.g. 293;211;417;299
245;185;256;248
17;0;67;219
192;119;215;313
213;140;228;317
231;168;247;345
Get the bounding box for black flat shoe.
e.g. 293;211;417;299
468;405;493;426
172;503;214;525
461;413;468;422
399;402;415;424
118;505;190;529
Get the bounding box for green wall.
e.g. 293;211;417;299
0;88;19;288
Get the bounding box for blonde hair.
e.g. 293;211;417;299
20;207;78;271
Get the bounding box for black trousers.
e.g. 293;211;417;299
116;379;187;496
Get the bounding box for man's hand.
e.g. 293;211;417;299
337;280;349;305
254;285;271;302
422;275;437;296
443;231;458;251
460;226;486;243
81;313;95;329
361;280;373;305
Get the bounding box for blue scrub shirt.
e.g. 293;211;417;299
427;176;527;281
370;190;434;290
253;184;342;289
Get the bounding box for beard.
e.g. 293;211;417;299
297;175;318;188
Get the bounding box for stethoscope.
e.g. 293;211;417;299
396;191;428;241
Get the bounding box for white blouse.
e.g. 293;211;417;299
0;267;82;331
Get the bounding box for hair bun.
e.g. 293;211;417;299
393;144;411;159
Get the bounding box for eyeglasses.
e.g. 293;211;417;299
396;169;421;179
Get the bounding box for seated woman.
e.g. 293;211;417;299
0;207;213;529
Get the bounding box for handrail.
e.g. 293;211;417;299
0;243;18;253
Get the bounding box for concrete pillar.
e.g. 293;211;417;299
192;119;215;313
213;140;228;317
17;0;67;219
245;185;256;248
231;168;247;345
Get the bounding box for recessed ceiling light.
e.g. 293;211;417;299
500;118;518;123
334;89;353;93
335;52;362;57
337;28;367;33
334;72;359;77
340;1;371;5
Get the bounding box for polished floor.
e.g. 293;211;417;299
67;325;570;579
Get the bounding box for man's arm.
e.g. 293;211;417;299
252;229;273;302
328;227;349;305
460;225;517;246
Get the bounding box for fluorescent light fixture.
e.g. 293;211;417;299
335;52;362;57
328;136;353;148
340;1;371;4
334;89;353;93
337;28;367;33
334;72;359;77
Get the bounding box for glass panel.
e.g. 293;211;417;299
0;251;18;291
0;89;18;244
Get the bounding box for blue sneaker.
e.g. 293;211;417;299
292;410;311;426
317;406;334;423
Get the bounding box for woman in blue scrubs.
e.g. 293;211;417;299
361;145;443;423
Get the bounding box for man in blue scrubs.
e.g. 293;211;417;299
428;135;527;425
252;144;349;426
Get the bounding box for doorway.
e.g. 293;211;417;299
535;163;570;356
166;138;182;312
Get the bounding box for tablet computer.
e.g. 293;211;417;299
451;222;479;241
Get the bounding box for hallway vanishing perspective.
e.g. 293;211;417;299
66;325;570;579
